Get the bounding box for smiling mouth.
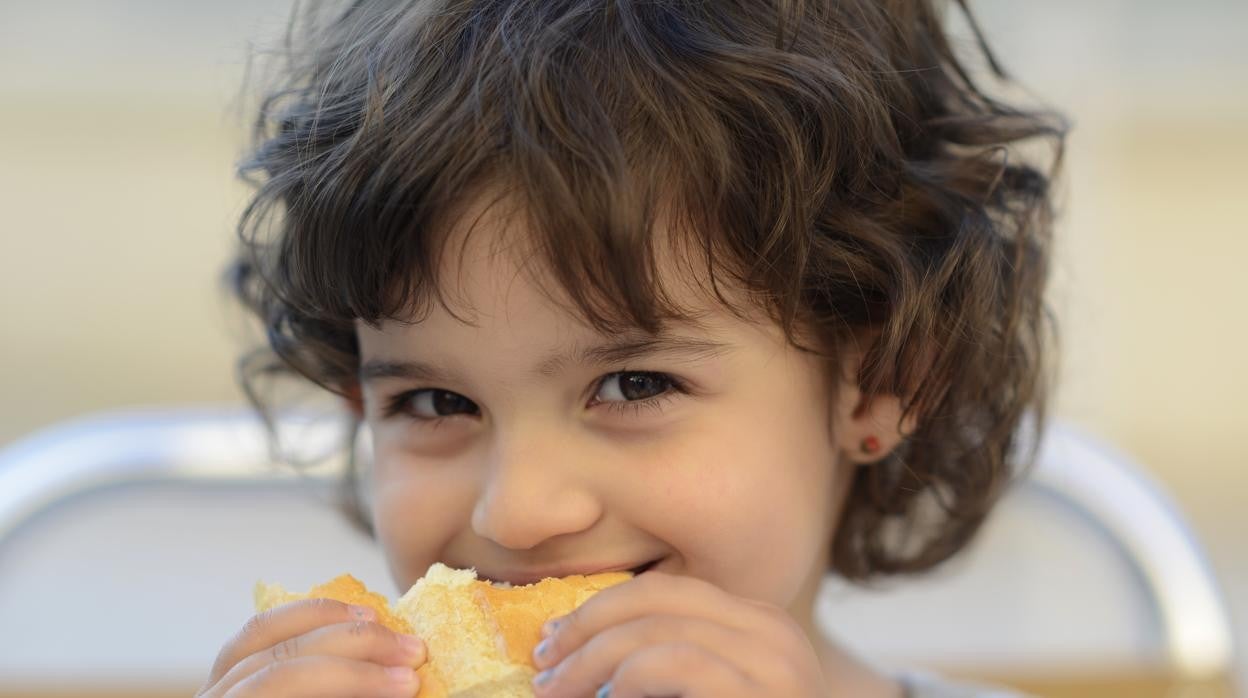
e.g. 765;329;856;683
482;557;663;587
630;558;662;576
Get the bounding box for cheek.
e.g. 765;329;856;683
368;443;476;586
639;403;841;603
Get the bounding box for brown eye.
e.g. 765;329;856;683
595;372;674;402
396;389;480;419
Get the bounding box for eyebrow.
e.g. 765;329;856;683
358;333;735;385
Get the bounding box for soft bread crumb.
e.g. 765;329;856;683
396;563;631;695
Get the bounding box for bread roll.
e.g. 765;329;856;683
255;563;632;697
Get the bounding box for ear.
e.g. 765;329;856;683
831;347;919;465
342;381;365;419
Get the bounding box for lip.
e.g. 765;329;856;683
479;558;662;586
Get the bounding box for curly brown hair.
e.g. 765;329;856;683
228;0;1067;581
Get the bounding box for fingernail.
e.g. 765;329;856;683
350;604;377;621
533;668;555;687
386;665;415;683
400;634;425;661
596;682;613;698
541;617;562;637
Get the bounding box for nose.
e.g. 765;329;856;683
470;423;603;550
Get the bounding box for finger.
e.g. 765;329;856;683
223;655;419;698
212;620;425;697
206;598;376;689
537;572;777;666
607;642;753;698
532;614;767;698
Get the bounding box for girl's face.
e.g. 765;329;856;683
354;197;863;620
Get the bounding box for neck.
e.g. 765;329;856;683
788;559;903;698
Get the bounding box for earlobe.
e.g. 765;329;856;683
831;331;922;464
836;382;917;465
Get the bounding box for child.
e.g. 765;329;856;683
203;0;1066;696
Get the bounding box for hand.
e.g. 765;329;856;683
528;570;830;698
196;598;426;697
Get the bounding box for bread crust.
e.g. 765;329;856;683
255;564;631;697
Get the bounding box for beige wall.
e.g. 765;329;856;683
2;101;245;424
2;0;1245;680
1057;114;1248;545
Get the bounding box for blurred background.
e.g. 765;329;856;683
1;1;1245;696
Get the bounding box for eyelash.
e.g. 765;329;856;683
381;371;689;423
596;373;688;418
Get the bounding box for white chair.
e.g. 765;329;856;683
0;406;391;690
0;407;1237;693
817;421;1237;686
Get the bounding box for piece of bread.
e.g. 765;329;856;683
255;563;631;697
